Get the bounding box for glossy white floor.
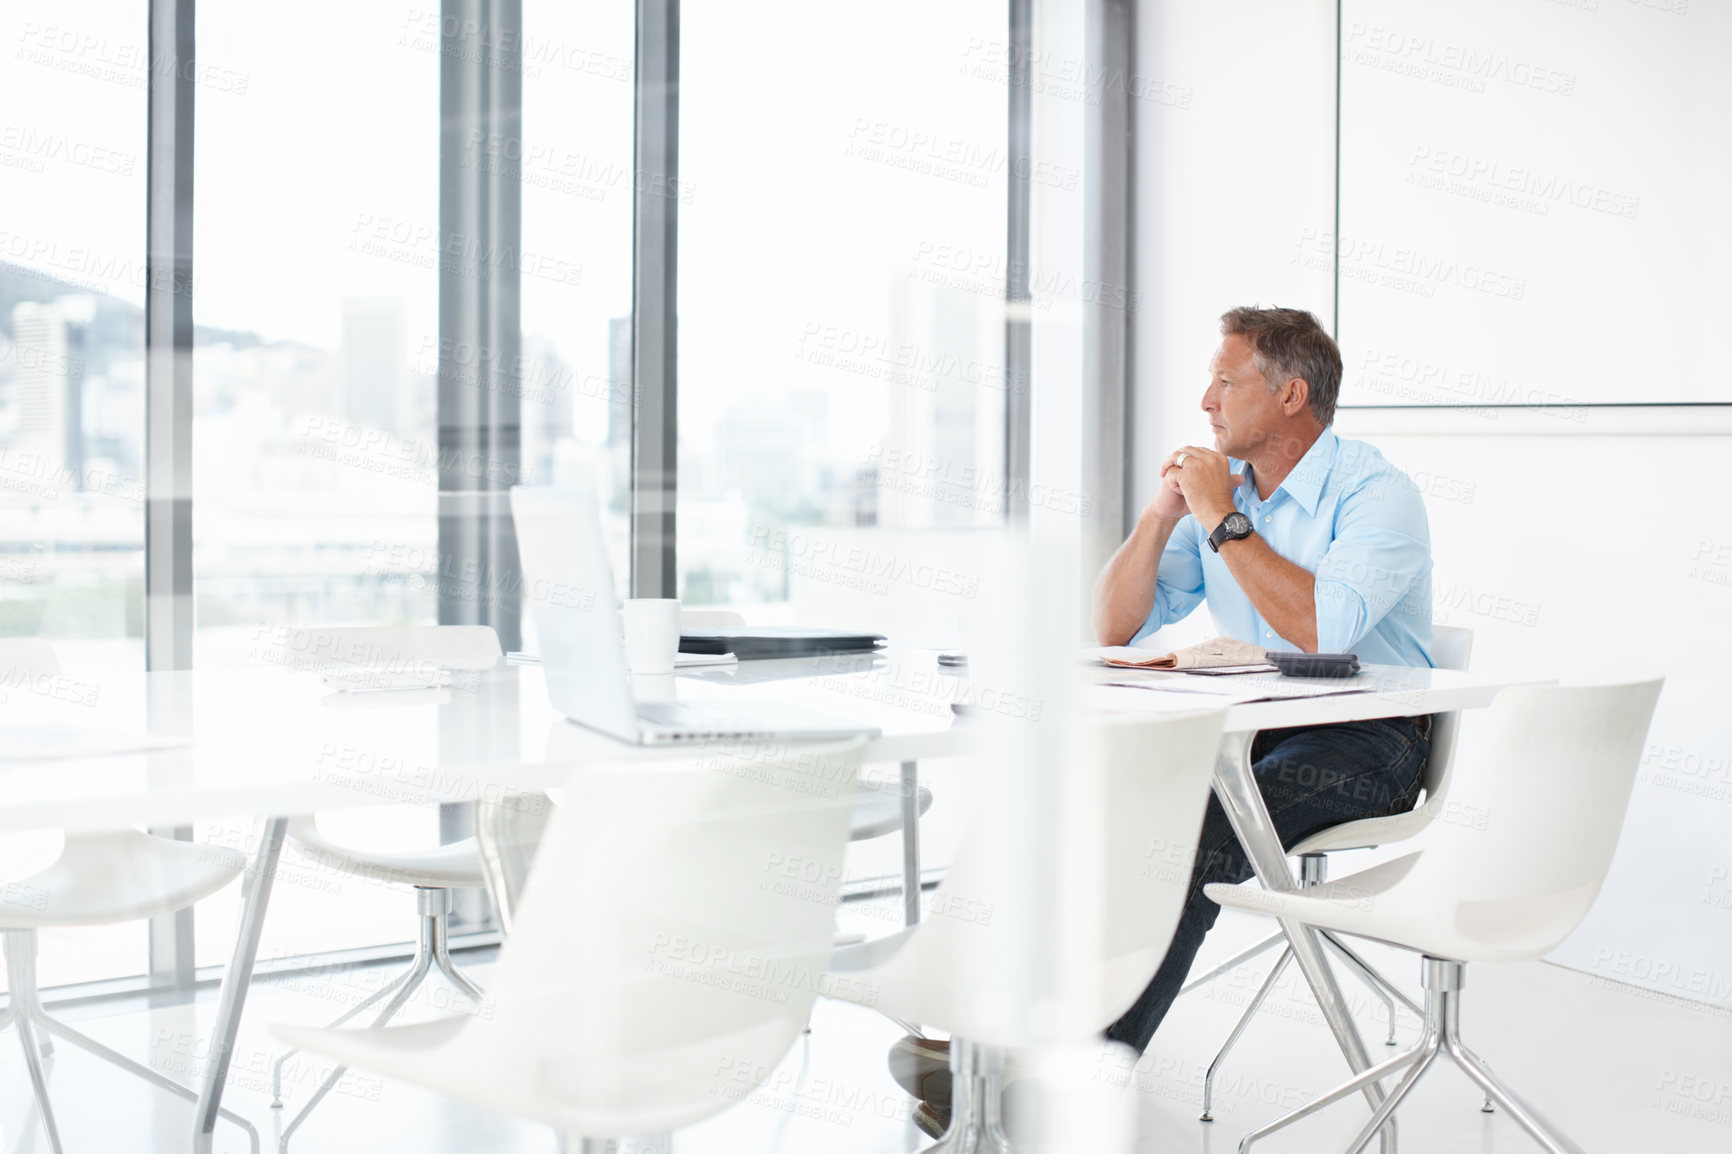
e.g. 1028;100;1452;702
1;904;1726;1153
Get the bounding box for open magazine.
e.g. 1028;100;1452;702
1085;635;1277;673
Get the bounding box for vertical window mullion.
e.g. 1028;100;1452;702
630;0;678;598
144;0;198;991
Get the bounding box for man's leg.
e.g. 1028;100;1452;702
1105;715;1431;1054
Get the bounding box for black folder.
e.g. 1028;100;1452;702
678;626;887;661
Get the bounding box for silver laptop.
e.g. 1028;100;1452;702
510;486;881;745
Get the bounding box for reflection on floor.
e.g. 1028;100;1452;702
0;907;1726;1153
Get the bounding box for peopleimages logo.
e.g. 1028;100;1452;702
744;525;980;600
1407;146;1640;220
1294;230;1526;301
1341;23;1577;97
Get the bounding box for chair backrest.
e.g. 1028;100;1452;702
287;625;502;842
1421;624;1474;801
869;708;1224;1044
273;625;502;675
0;640;69;877
1095;709;1229;1012
1408;680;1662;920
0;637;61;677
453;737;866;1134
474;788;556;938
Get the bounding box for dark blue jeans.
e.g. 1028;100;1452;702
1105;715;1432;1054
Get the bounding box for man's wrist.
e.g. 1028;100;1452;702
1139;506;1184;533
1194;504;1234;532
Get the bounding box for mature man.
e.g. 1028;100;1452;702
1094;304;1434;1052
890;306;1435;1133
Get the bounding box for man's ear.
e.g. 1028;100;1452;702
1282;377;1310;417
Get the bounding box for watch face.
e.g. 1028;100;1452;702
1226;513;1253;536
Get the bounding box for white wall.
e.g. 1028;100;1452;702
1337;0;1731;408
1131;0;1337;496
1135;0;1732;1008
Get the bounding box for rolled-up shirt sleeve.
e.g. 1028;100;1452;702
1312;475;1431;653
1130;519;1208;645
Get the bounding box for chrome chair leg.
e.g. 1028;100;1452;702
1446;1039;1582;1154
1320;932;1406;1045
882;1012;926;1039
557;1138;610;1154
1201;946;1293;1121
269;960;418;1105
0;1001;44;1055
558;1138;669;1154
3;930;61;1154
1341;1042;1442;1154
1186;853;1332;1000
924;1039;1014;1154
273;887;485;1152
1241;956;1583;1154
2;930;259;1154
427;888;486;1005
1319;932;1423;1019
1203;852;1418;1122
14;1006;64;1154
1237;1039;1423;1152
276;951;432;1151
33;1013;260;1152
1179;930;1286;995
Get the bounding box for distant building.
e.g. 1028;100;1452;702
519;333;575;485
10;297;92;488
880;279;1000;528
341;298;406;434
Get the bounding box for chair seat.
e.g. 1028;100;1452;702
848;782;933;841
1287;795;1442;855
287;816;487;888
276;997;802;1136
1204;853;1604;965
291;778;930;897
0;831;244;928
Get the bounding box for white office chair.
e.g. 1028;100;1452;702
1207;679;1664;1154
683;609;935;896
0;639;258;1154
267;624;501;1150
474;608;934;940
275;737;868;1151
1189;625;1474;1121
826;708;1227;1152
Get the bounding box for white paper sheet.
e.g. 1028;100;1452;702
1080;685;1235;714
0;724;192;764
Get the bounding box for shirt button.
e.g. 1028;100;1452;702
1265;631;1274;639
1264;516;1273;523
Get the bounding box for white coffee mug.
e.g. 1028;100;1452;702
622;598;681;675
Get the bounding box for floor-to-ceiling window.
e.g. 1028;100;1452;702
676;1;1013;643
0;0;1017;992
0;0;152;989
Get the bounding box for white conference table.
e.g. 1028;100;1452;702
1085;658;1546;1154
0;647;1531;1153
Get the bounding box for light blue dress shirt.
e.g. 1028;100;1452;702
1131;427;1434;668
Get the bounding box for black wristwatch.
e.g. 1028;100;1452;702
1207;511;1254;553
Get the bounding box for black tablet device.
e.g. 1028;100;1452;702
1266;650;1360;678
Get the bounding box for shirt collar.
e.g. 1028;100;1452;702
1244;427;1338;517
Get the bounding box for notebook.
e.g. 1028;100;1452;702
1086;635;1278;672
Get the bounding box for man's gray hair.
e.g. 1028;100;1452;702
1220;306;1342;426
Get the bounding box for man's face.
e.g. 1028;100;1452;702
1201;334;1287;459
